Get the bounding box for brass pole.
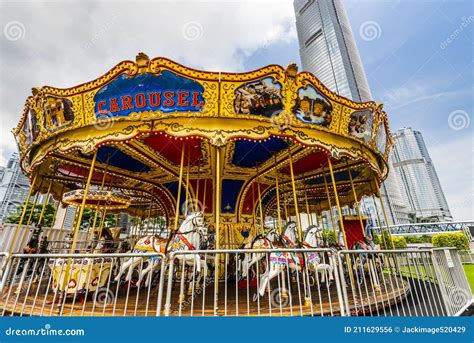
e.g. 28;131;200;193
45;188;62;241
215;147;222;248
323;170;337;235
17;189;41;250
98;208;107;238
287;146;303;242
314;203;319;226
145;201;152;236
174;142;186;232
56;206;72;241
372;194;387;248
89;160;109;241
251;181;256;229
214;145;222;315
184;151;191;215
8;171;38;254
195;163;201;212
327;157;348;249
202;178;208;216
36;180;53;227
303;176;312;226
375;181;395;247
274;156;282;234
256;165;265;235
70;150;98;253
348;165;365;236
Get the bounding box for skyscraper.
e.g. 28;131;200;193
392;128;452;222
0;153;30;222
294;0;372;102
293;0;406;225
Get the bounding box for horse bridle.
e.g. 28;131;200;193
165;215;208;251
285;223;303;246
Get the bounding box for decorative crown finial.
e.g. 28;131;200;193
285;63;298;77
136;52;150;73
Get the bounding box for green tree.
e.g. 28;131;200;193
322;228;337;247
5;203;57;227
376;230;407;249
79;209;118;230
432;232;469;250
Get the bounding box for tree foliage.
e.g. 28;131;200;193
5;203;57;227
432;232;469;250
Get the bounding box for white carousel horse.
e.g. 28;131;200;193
238;228;281;279
253;223;336;302
238;221;300;278
302;225;335;285
252;221;308;302
114;212;208;288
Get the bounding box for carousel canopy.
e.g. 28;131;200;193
13;53;392;223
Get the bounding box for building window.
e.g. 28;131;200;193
299;0;314;15
305;29;322;47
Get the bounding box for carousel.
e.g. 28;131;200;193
0;53;411;317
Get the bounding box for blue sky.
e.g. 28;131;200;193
242;0;473;220
0;0;472;219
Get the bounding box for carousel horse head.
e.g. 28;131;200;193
282;221;298;241
303;225;324;247
265;228;280;243
179;211;209;243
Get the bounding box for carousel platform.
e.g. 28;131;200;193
1;276;410;317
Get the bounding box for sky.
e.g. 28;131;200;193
0;0;472;220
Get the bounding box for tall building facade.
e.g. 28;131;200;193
0;153;30;222
293;0;408;225
294;0;372;102
392;128;452;222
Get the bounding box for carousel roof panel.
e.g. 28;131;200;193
280;150;332;175
241;182;270;215
83;146;151;173
163;182;186;214
305;170;361;185
221;179;245;213
144;135;203;166
231;137;288;168
57;164;122;184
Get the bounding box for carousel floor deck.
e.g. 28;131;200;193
1;276;410;316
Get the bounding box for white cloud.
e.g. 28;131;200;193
0;0;297;162
428;134;474;221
